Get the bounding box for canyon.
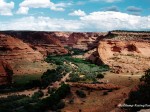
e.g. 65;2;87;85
0;31;150;84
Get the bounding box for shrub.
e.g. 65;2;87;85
56;100;65;109
32;90;44;99
140;69;150;84
69;73;80;82
124;69;150;111
48;87;56;94
96;73;104;79
41;69;62;87
103;91;108;95
76;90;86;98
26;84;70;112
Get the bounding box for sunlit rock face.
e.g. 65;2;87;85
98;31;150;73
0;31;149;77
0;34;50;75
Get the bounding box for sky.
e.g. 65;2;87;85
0;0;150;32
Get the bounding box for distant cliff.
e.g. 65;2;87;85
98;31;150;73
0;31;149;81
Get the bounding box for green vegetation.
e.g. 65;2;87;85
125;69;150;112
0;74;42;93
107;31;117;38
13;74;41;85
41;69;62;88
0;51;109;111
48;87;56;94
0;84;70;112
76;90;86;98
46;55;109;83
112;30;150;33
0;95;39;112
65;47;88;55
23;84;70;112
32;90;44;99
96;73;104;79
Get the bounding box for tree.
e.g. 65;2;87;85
140;69;150;84
96;73;104;79
125;69;150;112
76;90;86;98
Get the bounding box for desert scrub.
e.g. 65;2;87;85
103;91;108;95
96;73;104;79
125;69;150;112
32;90;44;99
76;90;86;98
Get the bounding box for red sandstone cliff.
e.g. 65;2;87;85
98;31;150;73
0;31;149;77
0;34;50;76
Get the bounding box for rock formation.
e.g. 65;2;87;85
0;31;149;79
0;34;50;76
0;31;106;55
98;31;150;73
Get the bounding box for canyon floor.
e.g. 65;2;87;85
0;71;142;112
62;72;142;112
0;31;149;112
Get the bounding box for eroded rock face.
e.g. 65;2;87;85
0;31;149;76
0;31;106;56
67;32;106;50
4;32;69;56
98;32;150;73
0;34;50;75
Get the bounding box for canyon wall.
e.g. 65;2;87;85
0;31;150;85
1;31;106;55
98;31;150;73
0;34;51;76
0;31;105;84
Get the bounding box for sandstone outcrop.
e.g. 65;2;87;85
0;31;106;56
0;34;50;76
3;31;68;56
0;31;149;76
98;31;150;73
66;32;106;50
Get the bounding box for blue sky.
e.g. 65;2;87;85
0;0;150;31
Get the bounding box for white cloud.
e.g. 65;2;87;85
0;11;150;31
16;7;29;14
0;16;84;31
0;0;14;16
69;10;86;16
80;11;150;31
17;0;71;14
90;0;122;3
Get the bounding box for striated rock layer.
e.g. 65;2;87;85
0;34;50;76
0;31;106;55
98;31;150;73
0;30;150;79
